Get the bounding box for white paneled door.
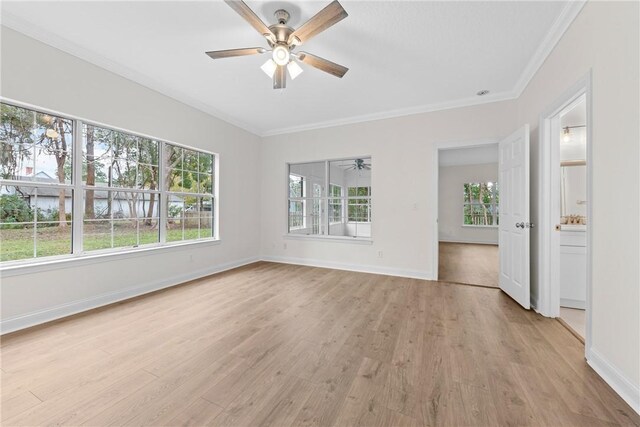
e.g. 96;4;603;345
499;125;531;309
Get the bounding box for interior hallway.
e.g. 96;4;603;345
438;242;499;288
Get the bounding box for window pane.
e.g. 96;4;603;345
83;190;159;251
289;175;303;198
0;185;72;261
288;200;304;231
165;144;210;194
199;196;213;238
167;195;211;242
83;125;159;190
1;104;73;184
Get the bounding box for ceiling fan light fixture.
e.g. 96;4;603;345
287;61;303;80
272;45;290;66
261;59;277;78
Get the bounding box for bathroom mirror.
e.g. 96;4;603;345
560;160;587;220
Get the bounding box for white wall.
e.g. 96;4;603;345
438;163;498;244
1;0;638;412
260;0;639;409
260;101;518;278
519;1;639;410
0;27;262;332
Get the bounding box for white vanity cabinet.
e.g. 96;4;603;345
559;228;587;309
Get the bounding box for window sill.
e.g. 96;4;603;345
462;224;498;228
284;234;373;245
0;238;221;278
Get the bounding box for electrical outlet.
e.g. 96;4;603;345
283;242;287;250
378;250;383;258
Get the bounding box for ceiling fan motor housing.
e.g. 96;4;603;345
274;9;290;25
269;24;294;45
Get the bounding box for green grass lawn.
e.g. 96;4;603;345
0;225;212;262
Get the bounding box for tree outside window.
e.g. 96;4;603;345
463;182;499;226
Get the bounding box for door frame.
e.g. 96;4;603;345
537;72;592;354
431;138;499;281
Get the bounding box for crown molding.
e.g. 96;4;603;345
511;0;587;97
260;91;518;137
0;12;263;137
1;1;587;138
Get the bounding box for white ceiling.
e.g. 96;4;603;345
439;144;498;167
1;1;583;136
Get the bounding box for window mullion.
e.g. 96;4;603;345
72;119;84;255
159;141;167;244
324;161;329;235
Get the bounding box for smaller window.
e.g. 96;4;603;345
463;182;499;226
288;174;305;230
347;186;371;223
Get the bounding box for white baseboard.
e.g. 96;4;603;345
587;347;640;415
0;256;260;335
560;298;586;309
439;239;498;246
262;255;433;281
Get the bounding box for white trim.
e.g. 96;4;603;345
0;239;222;278
283;234;373;245
560;298;586;310
262;256;432;281
461;224;499;229
262;93;518;137
0;97;219;158
0;256;260;334
432;138;499;281
439;239;498;246
512;1;587;97
537;74;591;339
0;96;220;269
2;1;586;138
587;349;640;415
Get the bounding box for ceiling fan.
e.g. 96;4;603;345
340;159;371;170
206;0;349;89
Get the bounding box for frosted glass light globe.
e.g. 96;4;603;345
272;45;290;66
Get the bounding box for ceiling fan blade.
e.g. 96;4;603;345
297;52;348;78
273;65;286;89
288;1;347;45
224;0;276;42
205;47;265;59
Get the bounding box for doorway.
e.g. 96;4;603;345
437;144;499;287
557;95;588;339
538;74;592;350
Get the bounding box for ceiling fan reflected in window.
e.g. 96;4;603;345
339;159;371;171
206;0;349;89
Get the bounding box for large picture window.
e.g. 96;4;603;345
463;182;499;226
287;157;371;239
0;102;218;264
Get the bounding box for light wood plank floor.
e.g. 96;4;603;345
1;262;638;426
439;242;499;288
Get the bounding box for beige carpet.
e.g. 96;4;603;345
439;242;499;287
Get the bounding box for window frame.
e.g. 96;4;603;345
0;98;220;268
462;181;499;228
285;157;372;242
